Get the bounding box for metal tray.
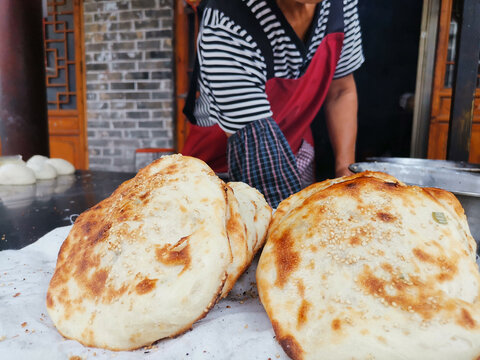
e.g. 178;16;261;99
366;157;480;172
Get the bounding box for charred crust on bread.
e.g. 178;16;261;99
358;264;468;322
331;318;341;331
135;278;158;295
412;248;458;282
458;308;476;329
296;299;311;329
271;320;304;360
279;334;304;360
155;241;191;275
273;232;300;288
376;211;396;222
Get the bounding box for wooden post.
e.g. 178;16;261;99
410;0;440;158
175;0;201;152
446;0;480;161
175;0;190;152
0;0;49;159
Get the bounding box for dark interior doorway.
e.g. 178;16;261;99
313;0;424;180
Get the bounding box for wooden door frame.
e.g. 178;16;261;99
76;0;88;169
411;0;441;158
174;0;201;152
422;0;480;161
45;0;88;169
174;0;190;152
429;0;454;124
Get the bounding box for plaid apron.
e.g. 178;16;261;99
227;118;302;208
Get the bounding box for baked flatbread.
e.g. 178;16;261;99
221;184;249;297
228;181;272;255
257;171;480;360
47;155;233;350
221;182;272;297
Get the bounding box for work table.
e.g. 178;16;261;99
0;170;135;251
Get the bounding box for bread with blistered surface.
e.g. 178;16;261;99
256;171;480;360
47;155;235;350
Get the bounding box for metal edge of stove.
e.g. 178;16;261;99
366;157;480;172
349;162;480;198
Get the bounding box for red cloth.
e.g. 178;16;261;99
182;33;344;173
266;33;344;154
181;123;229;173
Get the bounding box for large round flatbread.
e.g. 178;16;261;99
47;155;233;350
257;171;480;360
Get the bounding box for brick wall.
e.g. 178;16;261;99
83;0;175;172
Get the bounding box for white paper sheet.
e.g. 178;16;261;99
0;226;288;360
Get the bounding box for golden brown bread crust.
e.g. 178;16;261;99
220;182;273;298
47;154;273;351
47;155;234;350
221;184;249;297
257;171;480;360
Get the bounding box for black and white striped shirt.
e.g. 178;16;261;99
193;0;364;133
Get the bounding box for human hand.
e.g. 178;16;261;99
335;166;354;178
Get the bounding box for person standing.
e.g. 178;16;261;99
182;0;364;207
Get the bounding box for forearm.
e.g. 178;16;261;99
324;75;358;177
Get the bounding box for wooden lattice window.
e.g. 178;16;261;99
428;0;480;162
443;0;480;88
43;0;77;110
42;0;88;169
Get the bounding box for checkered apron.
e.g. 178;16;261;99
227;118;302;208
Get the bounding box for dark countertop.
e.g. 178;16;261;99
0;170;135;250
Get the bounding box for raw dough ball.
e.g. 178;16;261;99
46;158;75;175
0;155;25;166
26;155;49;165
0;163;36;185
27;155;57;180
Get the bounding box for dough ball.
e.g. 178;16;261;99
26;155;49;166
46;158;75;175
0;163;36;185
0;155;25;166
27;155;57;180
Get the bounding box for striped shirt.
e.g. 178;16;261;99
193;0;364;133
